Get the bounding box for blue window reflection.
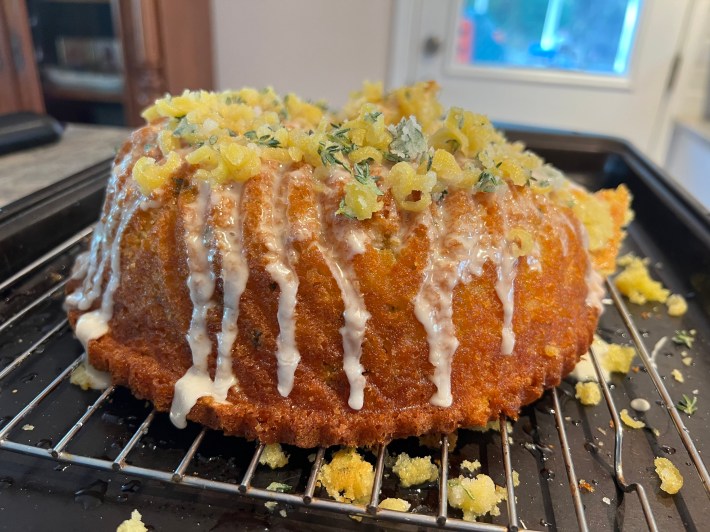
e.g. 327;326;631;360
456;0;642;76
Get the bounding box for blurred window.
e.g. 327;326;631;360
455;0;642;76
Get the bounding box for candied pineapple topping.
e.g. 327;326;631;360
134;81;586;221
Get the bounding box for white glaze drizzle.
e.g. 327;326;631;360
317;174;372;409
170;181;250;428
66;152;133;310
414;201;488;407
74;194;142;347
495;248;518;355
171;181;218;428
212;184;248;397
261;168;300;397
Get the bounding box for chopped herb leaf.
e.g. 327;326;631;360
475;171;502;193
244;130;280;147
335;198;356;219
677;394;698;415
173;118;197;138
318;143;349;170
266;482;293;493
364;110;382;123
387;116;427;162
353;161;383;196
672;330;695;349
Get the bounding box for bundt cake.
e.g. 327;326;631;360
66;81;631;447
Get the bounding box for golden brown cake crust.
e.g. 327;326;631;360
67;127;601;448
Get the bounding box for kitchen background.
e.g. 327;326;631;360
1;0;709;208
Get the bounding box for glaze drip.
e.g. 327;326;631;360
212;184;248;396
73;194;141;347
261;169;300;397
171;181;219;428
414;201;488;407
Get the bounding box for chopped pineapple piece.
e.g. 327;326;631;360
620;408;645;429
654;457;683;494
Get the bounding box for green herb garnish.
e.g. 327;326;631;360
244;130;281;148
672;330;695;349
335;198;356;219
266;482;293;493
677;394;698;415
364;110;382;123
387;116;427;162
475;171;502;193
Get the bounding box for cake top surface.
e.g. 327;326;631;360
132;81;625;241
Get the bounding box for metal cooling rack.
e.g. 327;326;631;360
0;227;708;531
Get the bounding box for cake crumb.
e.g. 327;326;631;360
116;510;147;532
615;254;669;305
460;459;481;474
602;497;611;505
279;509;287;518
378;497;411;512
620;409;645;429
318;448;374;503
671;369;684;383
575;382;602;406
654;457;683;494
597;427;607;436
259;443;289;469
447;475;506;521
22;424;34;431
392;453;438;487
666;294;688;316
602;343;636;374
578;479;595;493
682;357;693;367
264;501;277;512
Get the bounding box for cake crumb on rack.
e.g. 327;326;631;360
378;498;411;512
448;474;506;521
614;254;669;305
318;448;374;503
116;510;147;532
259;443;289;469
392;453;438;487
671;369;685;383
578;479;595;493
575;382;602;406
461;459;481;474
666;294;688;316
654;457;683;494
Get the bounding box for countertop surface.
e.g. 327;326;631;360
0;123;129;208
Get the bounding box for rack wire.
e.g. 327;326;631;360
0;228;707;531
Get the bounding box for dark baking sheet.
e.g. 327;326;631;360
0;128;708;531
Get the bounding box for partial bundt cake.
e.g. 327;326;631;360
66;81;631;447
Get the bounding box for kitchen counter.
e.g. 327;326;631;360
0;123;129;208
